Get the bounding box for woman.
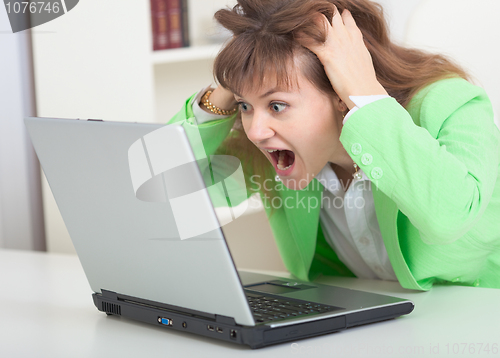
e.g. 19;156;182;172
167;0;500;290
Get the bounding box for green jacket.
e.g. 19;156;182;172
167;78;500;291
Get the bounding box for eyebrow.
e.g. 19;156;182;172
234;87;288;100
259;88;286;99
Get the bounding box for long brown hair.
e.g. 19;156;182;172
212;0;469;198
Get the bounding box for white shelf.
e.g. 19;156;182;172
151;44;224;65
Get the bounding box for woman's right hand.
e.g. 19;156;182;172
199;86;238;115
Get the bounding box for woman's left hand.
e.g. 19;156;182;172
296;6;388;109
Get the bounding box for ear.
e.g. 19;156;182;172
331;94;348;113
339;100;348;113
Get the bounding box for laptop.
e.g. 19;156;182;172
24;116;414;349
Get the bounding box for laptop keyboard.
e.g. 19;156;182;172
245;291;338;323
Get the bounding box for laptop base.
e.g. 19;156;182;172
93;290;413;349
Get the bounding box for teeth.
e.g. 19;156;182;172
277;163;292;171
277;151;292;170
267;149;293;171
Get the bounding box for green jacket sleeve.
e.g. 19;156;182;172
339;78;500;245
166;93;251;209
167;92;238;159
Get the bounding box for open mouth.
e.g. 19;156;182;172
266;149;296;174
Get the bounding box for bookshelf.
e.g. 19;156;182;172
31;0;234;122
151;44;223;65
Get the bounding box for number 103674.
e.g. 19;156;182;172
5;1;60;14
445;343;499;355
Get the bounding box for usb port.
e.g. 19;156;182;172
216;327;223;334
207;325;215;331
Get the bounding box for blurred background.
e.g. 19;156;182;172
1;0;499;271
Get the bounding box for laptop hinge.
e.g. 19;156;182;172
215;314;236;325
101;289;118;300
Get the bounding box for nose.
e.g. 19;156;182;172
244;110;275;144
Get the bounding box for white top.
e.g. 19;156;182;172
315;163;397;280
191;88;397;280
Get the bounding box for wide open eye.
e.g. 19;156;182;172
238;102;252;113
270;102;287;113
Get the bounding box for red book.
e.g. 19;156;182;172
180;0;190;47
150;0;169;51
166;0;183;48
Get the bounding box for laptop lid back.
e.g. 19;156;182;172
25;117;255;326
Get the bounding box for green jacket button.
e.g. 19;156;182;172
371;167;383;180
361;153;373;166
351;143;362;155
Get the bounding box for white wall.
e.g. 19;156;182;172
403;0;500;129
374;0;422;44
0;10;45;251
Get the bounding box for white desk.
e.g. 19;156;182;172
1;249;499;357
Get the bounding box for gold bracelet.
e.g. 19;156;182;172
201;90;238;116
